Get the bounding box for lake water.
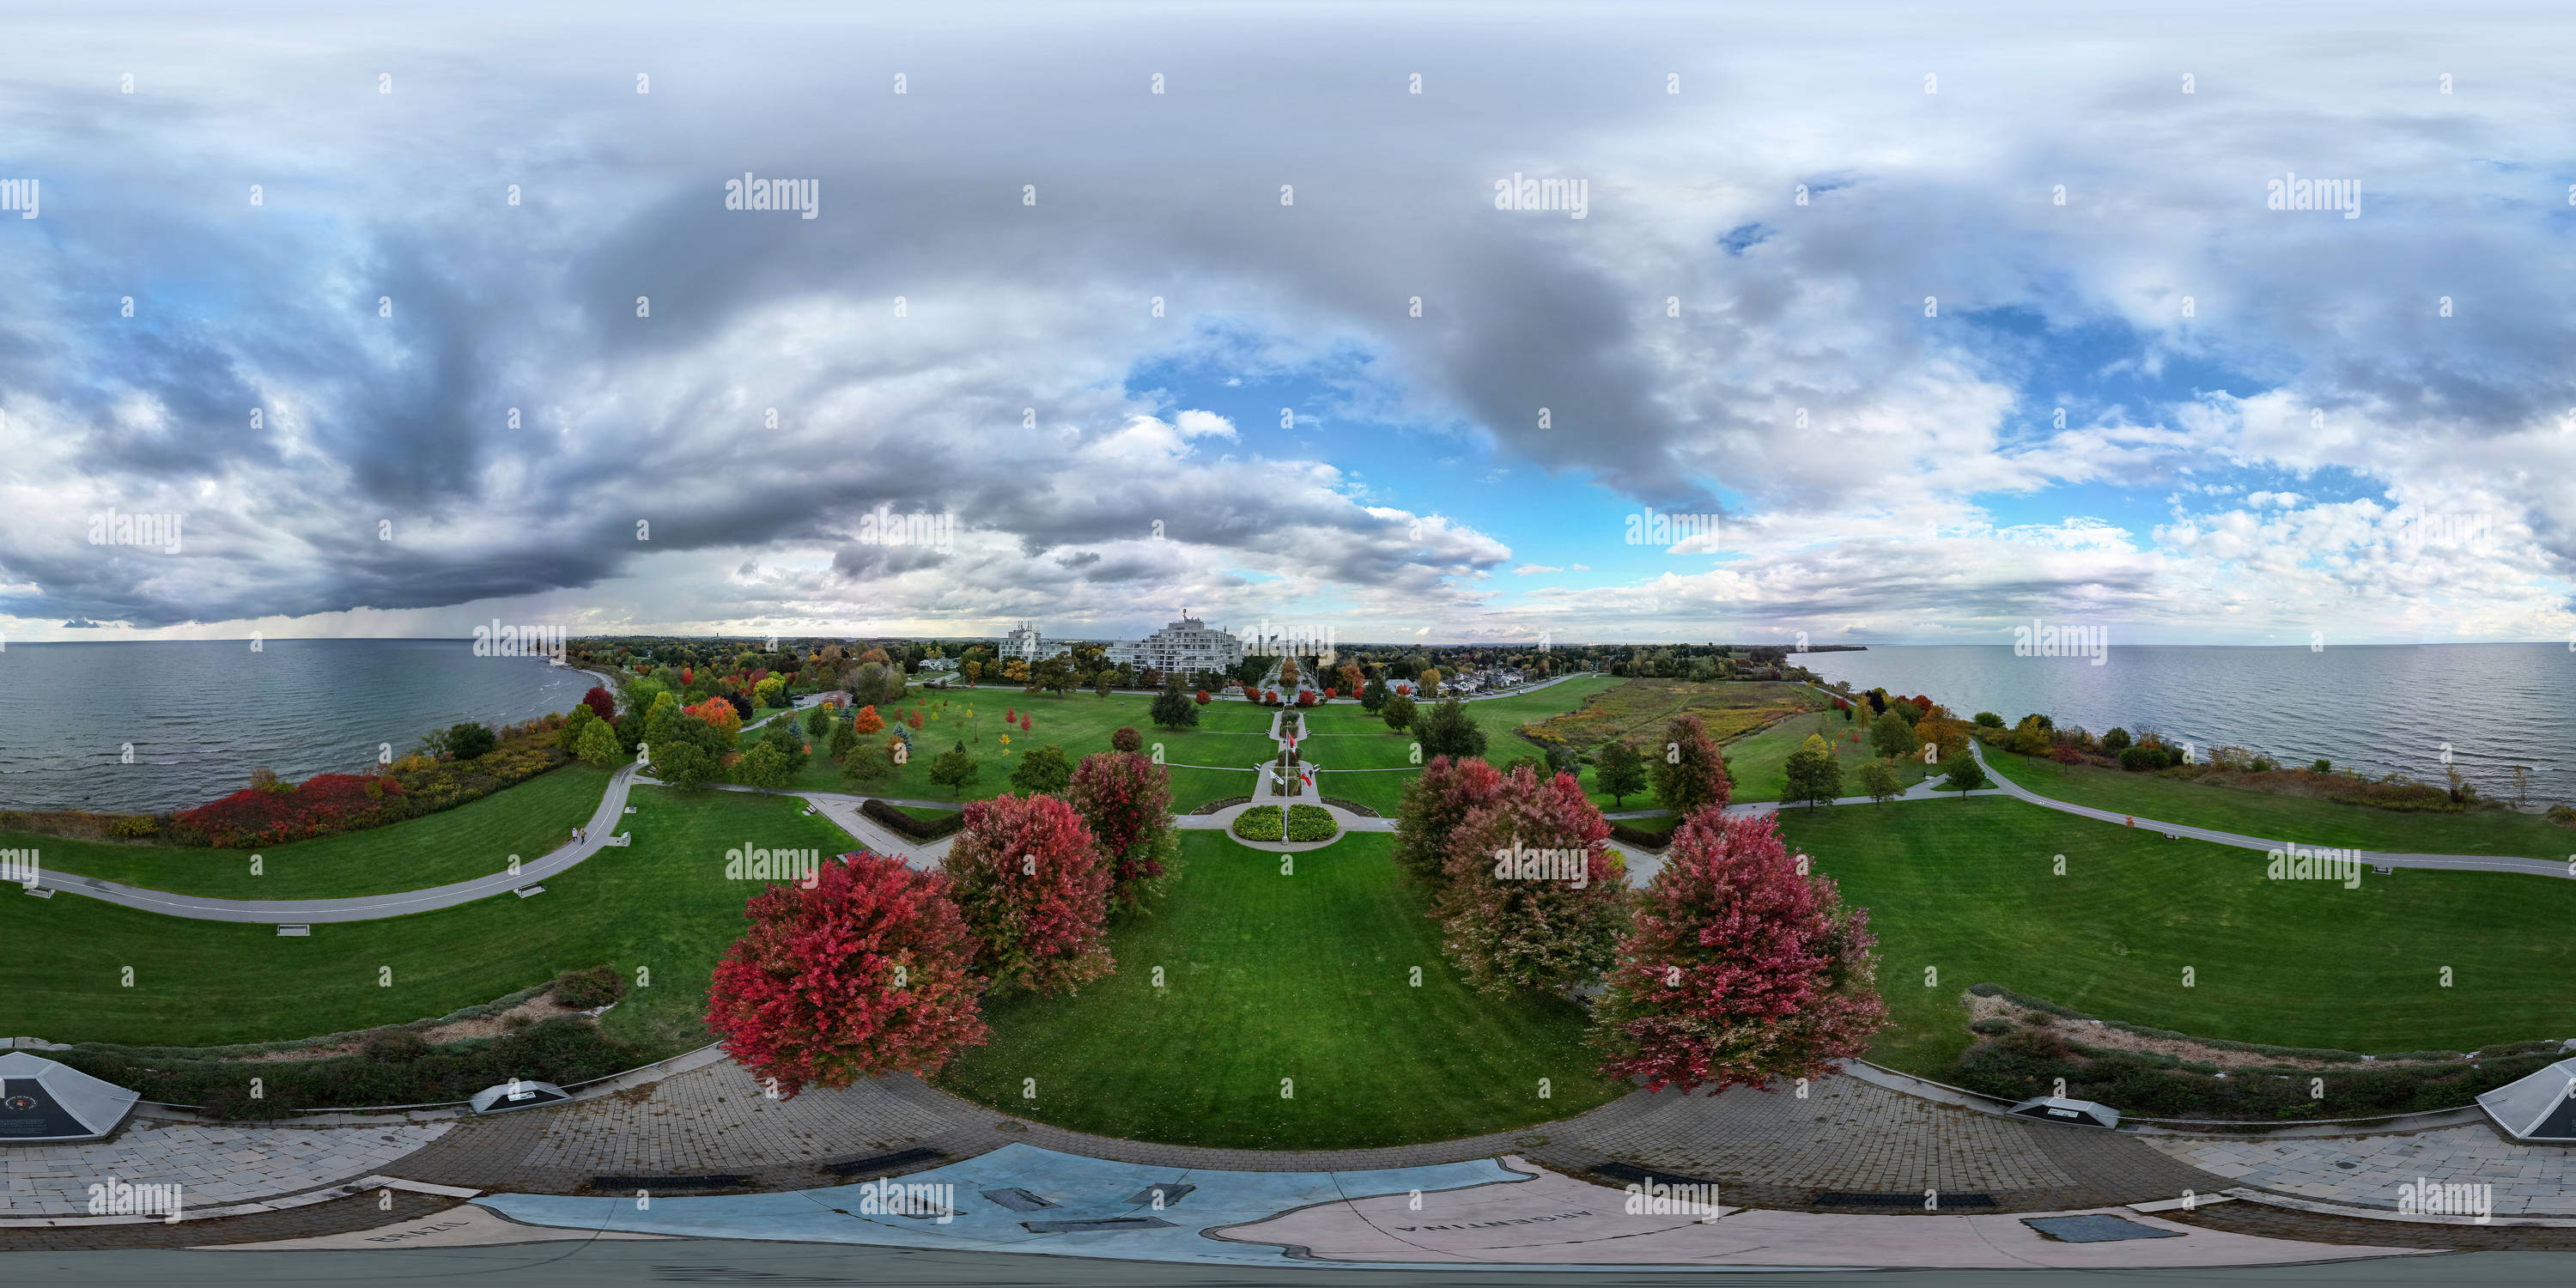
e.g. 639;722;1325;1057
1801;643;2575;806
0;639;601;813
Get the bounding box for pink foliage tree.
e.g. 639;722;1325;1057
1431;766;1628;993
1390;754;1506;889
1066;750;1181;912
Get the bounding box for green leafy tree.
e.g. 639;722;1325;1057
829;722;859;762
650;740;715;790
1869;710;1916;760
1943;756;1990;795
805;706;832;737
574;717;623;769
927;740;982;797
1414;698;1487;759
1651;713;1730;817
839;740;894;786
1010;743;1073;795
445;721;497;761
1380;691;1417;732
1783;740;1844;809
1594;739;1648;806
1360;676;1390;712
1856;758;1903;803
737;741;796;789
1149;677;1200;730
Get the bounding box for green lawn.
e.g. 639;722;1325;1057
1981;747;2576;860
936;830;1629;1149
1711;708;1927;805
1771;796;2576;1078
785;692;1274;803
21;765;615;899
4;786;847;1054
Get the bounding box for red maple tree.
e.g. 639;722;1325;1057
581;687;617;722
852;705;885;734
941;793;1115;993
702;851;990;1098
1591;811;1888;1094
1066;750;1179;911
1194;689;1212;705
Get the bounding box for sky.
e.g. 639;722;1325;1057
2;1;2573;648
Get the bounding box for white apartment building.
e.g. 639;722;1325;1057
999;623;1072;664
1108;612;1244;677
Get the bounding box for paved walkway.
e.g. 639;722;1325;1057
29;762;648;924
1968;742;2575;880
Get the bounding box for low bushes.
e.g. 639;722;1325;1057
1230;805;1339;842
861;798;966;841
1951;1027;2555;1121
551;964;628;1010
164;726;572;848
56;1016;638;1117
1952;983;2561;1121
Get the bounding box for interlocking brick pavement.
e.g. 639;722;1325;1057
2143;1124;2576;1215
380;1059;2233;1216
0;1116;450;1217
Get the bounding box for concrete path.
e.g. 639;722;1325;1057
28;762;650;924
1968;742;2576;880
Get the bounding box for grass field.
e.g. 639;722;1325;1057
1770;796;2576;1077
936;829;1629;1149
785;690;1277;805
3;786;848;1054
1981;746;2576;860
21;765;615;899
1714;708;1930;805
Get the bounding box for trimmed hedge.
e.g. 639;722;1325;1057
1319;796;1380;818
860;798;966;841
1230;805;1339;842
1607;821;1674;852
